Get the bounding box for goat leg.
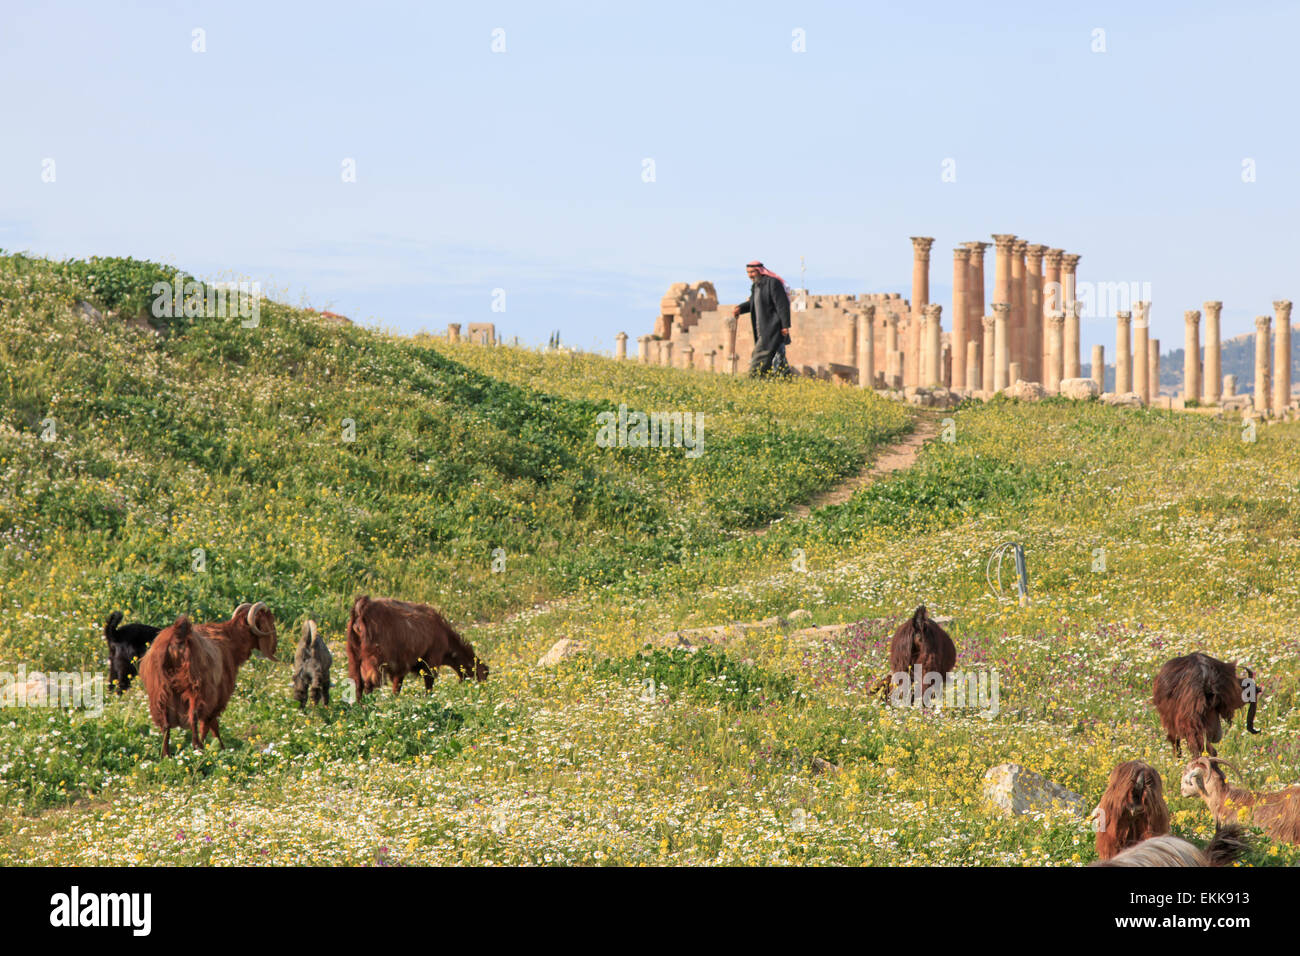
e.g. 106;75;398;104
161;728;171;758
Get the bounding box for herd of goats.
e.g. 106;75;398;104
100;600;1297;866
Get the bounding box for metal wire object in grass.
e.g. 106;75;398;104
986;542;1030;606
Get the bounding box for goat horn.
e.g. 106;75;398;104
246;601;270;638
232;602;252;621
1205;756;1243;778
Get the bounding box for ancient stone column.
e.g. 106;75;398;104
1255;315;1272;414
661;340;674;368
924;304;943;387
1149;339;1160;401
885;311;901;387
728;353;739;375
966;341;979;394
448;323;462;342
1009;361;1022;384
707;349;717;373
1046;311;1065;394
1183;310;1201;402
991;233;1015;316
1011;240;1028;376
682;343;694;369
981;315;997;394
1025;244;1046;383
1061;254;1081;378
993;303;1011;391
908;237;934;387
965;241;989;364
637;335;651;363
615;331;628;360
1043;249;1064;379
1273;300;1292;412
942;344;952;388
1224;373;1236;397
725;316;738;365
1203;302;1222;405
1091;344;1104;394
1132;302;1150;405
858;305;876;390
1116;311;1133;395
951;248;970;388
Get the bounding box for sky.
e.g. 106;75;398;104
2;1;1297;354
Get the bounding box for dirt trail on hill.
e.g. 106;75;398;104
757;413;941;534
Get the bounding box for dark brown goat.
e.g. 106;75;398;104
877;605;957;707
1092;760;1171;860
346;595;488;699
140;602;277;756
1152;652;1258;757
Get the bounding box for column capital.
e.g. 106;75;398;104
923;303;943;319
1061;254;1081;271
1133;301;1150;327
991;234;1017;254
1184;310;1201;325
1273;300;1293;318
1203;300;1223;317
982;314;997;332
1044;249;1064;268
952;247;970;261
862;304;876;319
1047;312;1065;329
964;240;990;259
910;236;935;258
886;311;900;328
615;331;628;340
1012;239;1028;255
1116;311;1132;325
992;303;1011;317
1025;243;1048;261
1255;314;1272;331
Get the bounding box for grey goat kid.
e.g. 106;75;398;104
292;620;333;708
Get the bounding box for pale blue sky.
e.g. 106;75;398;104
2;1;1296;354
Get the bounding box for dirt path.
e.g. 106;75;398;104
759;413;941;532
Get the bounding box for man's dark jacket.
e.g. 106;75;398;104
736;274;791;345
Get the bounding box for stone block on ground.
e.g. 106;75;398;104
982;763;1088;819
538;638;586;667
1058;377;1099;400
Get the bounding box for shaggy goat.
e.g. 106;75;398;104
1089;825;1250;867
139;602;277;757
1180;756;1300;846
878;605;956;707
104;610;161;694
1092;760;1171;860
1152;652;1258;757
291;620;332;708
346;595;487;698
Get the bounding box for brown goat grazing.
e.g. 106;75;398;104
291;620;332;708
346;595;488;698
1089;825;1251;867
1152;652;1259;757
140;602;278;757
878;605;956;706
1092;760;1171;860
1180;757;1300;846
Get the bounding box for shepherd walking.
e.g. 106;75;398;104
733;260;792;377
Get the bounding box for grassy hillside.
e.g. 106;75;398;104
2;252;1298;866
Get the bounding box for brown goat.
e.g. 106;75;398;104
1089;825;1250;867
1152;652;1258;757
1180;756;1300;846
878;605;956;707
140;602;277;757
346;595;488;698
1092;760;1171;860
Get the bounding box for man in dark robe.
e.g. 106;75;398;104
733;260;792;377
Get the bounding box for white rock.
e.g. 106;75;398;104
538;638;586;667
1058;377;1099;400
1004;380;1047;402
982;763;1088;819
1100;391;1143;407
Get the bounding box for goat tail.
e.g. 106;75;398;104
1205;823;1252;866
164;615;194;664
104;610;123;642
911;605;928;629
